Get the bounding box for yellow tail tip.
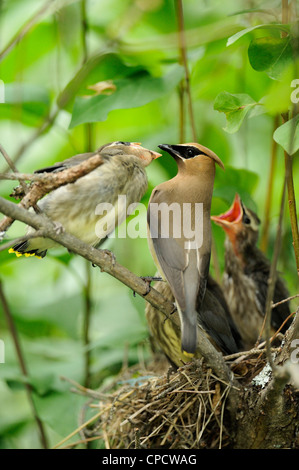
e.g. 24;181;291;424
8;248;42;259
9;248;23;257
182;350;195;359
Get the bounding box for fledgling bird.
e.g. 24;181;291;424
145;274;243;368
147;142;225;356
211;193;292;349
9;141;161;258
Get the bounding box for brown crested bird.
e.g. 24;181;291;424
211;193;292;349
145;274;243;367
147;142;235;356
9;141;161;258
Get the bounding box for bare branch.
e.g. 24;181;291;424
0;195;176;318
0;196;237;387
272;294;299;309
0;144;28;193
0;172;51;182
0;0;57;62
0;281;48;448
263;177;287;371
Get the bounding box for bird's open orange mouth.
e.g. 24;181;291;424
211;193;243;226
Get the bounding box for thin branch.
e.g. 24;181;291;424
0;0;56;62
0;196;236;387
80;0;94;393
282;121;299;277
175;0;221;284
0;195;176;317
80;0;89;65
0;144;28;193
0;281;48;448
0;172;52;182
272;294;299;309
0;109;59;173
175;0;197;141
178;81;185;143
281;0;299;277
263;177;287;371
260;115;279;253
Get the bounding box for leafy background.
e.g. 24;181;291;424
0;0;298;449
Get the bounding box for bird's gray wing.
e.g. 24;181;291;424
148;189;209;313
34;151;98;174
205;275;243;351
200;284;242;354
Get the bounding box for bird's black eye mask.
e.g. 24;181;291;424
158;144;208;160
115;141;131;146
183;146;208;159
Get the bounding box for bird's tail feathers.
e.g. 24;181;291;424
9;241;47;259
181;312;197;356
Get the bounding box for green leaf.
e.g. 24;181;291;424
69;65;184;128
0;83;50;126
273;115;299;155
248;37;294;80
263;65;298;114
214;91;264;133
227;23;290;46
34;391;87;438
213;165;259;205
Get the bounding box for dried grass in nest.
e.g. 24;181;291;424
56;345;274;450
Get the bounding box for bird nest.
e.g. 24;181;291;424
57;347;271;449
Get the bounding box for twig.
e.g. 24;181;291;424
83;260;92;389
175;0;221;283
178;81;185;143
0;195;236;386
80;0;94;394
0;281;48;448
0;0;56;62
263;177;287;371
281;0;299;277
282;124;299;277
0;144;28;194
260;115;279;253
0;195;176;318
80;0;89;65
0;172;53;181
272;294;299;309
175;0;197;141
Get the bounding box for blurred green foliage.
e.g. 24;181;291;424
0;0;298;449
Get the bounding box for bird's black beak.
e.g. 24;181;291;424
158;144;183;161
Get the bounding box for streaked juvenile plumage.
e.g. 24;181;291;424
211;193;292;349
9;141;161;258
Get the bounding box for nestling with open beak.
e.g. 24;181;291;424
9;141;161;258
211;193;292;349
147;143;225;356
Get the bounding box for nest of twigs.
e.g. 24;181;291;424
58;346;273;449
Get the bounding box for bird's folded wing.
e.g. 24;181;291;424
34;152;97;174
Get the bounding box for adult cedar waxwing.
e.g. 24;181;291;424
147;143;224;355
211;193;292;349
9;141;161;258
145;275;243;368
